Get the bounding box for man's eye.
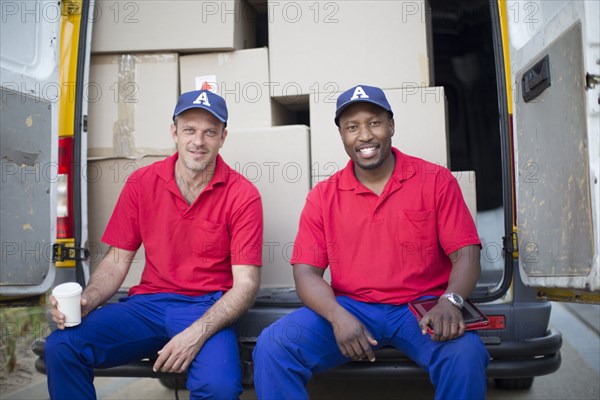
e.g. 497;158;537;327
370;120;381;126
183;128;195;134
346;125;357;131
205;130;217;137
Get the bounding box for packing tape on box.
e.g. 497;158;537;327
109;54;178;157
113;54;136;157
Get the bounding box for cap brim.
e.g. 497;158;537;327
334;99;393;126
173;104;227;123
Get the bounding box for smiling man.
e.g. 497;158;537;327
253;85;489;399
45;90;263;400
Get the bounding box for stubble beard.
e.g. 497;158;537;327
182;151;213;173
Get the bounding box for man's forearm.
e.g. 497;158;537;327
294;263;379;361
294;264;344;324
446;245;481;298
82;247;134;311
188;266;260;342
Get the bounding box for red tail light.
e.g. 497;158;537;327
482;315;506;330
57;137;74;239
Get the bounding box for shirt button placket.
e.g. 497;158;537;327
373;208;382;222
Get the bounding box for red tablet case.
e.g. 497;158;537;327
408;297;490;332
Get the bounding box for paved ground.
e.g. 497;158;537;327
3;302;599;400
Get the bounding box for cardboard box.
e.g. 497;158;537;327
91;0;256;53
310;86;449;177
219;126;311;287
269;0;432;100
88;54;178;157
180;48;277;129
87;156;167;288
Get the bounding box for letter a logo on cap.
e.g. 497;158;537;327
350;86;369;101
193;92;211;107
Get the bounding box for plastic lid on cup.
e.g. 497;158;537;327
52;282;82;297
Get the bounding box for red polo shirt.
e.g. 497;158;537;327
102;153;263;297
291;147;480;305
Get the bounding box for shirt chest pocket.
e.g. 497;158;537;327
191;219;230;260
396;210;437;245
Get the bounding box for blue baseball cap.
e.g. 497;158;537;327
173;90;228;126
335;85;393;127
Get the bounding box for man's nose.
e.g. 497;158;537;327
192;131;205;145
357;125;373;141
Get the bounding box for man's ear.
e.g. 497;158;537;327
170;123;178;142
389;118;395;137
219;128;228;148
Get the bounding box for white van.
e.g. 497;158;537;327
1;0;598;391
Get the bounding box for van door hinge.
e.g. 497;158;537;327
502;233;518;255
52;243;89;262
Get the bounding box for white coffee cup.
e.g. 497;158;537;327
52;282;83;327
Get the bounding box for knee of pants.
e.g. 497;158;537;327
45;329;76;365
433;334;490;371
187;372;242;400
459;335;489;366
254;325;295;364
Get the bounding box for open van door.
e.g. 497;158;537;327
1;0;93;305
506;0;599;302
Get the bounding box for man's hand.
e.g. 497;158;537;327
49;294;91;330
419;300;465;341
331;308;378;362
293;264;378;361
419;244;482;341
153;327;204;374
151;265;260;374
49;246;135;330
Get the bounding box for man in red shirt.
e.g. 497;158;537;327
45;90;263;400
253;85;488;399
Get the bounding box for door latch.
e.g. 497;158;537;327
586;73;600;89
522;55;551;102
502;232;518;256
52;243;89;262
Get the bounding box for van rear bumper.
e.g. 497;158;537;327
239;328;562;383
33;328;561;382
309;344;562;381
326;327;562;379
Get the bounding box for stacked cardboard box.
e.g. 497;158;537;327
91;0;256;53
87;54;178;158
87;1;470;287
220;126;311;287
180;48;290;129
268;0;432;101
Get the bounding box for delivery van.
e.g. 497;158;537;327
1;0;598;392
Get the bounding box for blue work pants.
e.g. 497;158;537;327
45;292;242;400
253;296;489;399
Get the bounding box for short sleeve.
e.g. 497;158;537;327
229;192;263;266
435;169;481;255
101;176;143;251
290;189;328;268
